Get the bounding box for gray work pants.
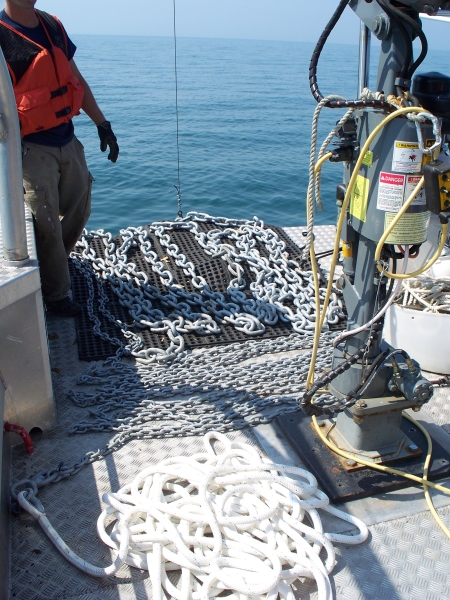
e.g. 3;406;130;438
22;136;93;302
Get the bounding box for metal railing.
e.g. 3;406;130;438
0;47;29;266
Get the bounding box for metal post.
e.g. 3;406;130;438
357;22;371;98
0;47;29;266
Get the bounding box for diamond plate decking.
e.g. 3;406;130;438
7;225;450;600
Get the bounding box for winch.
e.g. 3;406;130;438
278;0;450;499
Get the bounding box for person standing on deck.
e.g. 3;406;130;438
0;0;119;316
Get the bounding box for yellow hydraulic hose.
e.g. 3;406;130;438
314;152;333;175
311;412;450;539
374;175;448;279
313;106;442;339
409;413;450;538
306;106;450;538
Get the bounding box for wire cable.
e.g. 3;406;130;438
173;0;183;218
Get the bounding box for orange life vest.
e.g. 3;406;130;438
0;11;84;137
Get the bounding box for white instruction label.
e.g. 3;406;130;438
377;172;405;212
384;211;430;245
392;141;423;173
404;175;426;206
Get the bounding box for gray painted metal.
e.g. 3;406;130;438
349;0;390;41
357;22;371;98
329;111;434;448
0;48;28;265
333;397;418;455
348;112;432;242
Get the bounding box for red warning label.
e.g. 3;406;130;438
377;172;405;212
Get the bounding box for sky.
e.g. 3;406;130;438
29;1;450;49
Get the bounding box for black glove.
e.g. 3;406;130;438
97;121;119;163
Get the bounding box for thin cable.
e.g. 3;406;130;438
173;0;182;218
333;246;409;347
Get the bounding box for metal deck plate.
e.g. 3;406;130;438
276;411;450;502
8;225;450;600
10;311;265;599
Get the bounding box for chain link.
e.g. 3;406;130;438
11;214;347;504
11;332;338;504
72;212;344;364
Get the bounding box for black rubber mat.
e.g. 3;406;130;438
71;222;335;361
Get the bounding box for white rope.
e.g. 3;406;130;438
397;275;450;313
359;87;387;103
18;432;368;599
303;94;348;258
314;107;356;216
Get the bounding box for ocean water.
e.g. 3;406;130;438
71;35;450;234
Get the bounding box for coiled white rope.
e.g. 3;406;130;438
18;432;368;599
398;275;450;313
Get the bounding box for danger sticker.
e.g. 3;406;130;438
377;172;405;212
405;175;426;206
392;141;423;173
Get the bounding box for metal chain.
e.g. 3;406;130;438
11;332;338;504
11;214;348;505
68;340;334;436
72;212;345;364
300;325;383;417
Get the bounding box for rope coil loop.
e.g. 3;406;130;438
17;432;368;599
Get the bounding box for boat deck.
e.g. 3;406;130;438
6;225;450;600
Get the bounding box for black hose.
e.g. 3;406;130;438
309;0;350;103
377;0;413;82
352;347;411;400
309;0;392;110
381;1;428;79
343;347;391;403
300;326;382;417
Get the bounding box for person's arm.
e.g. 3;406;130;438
70;59;119;162
70;59;105;125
